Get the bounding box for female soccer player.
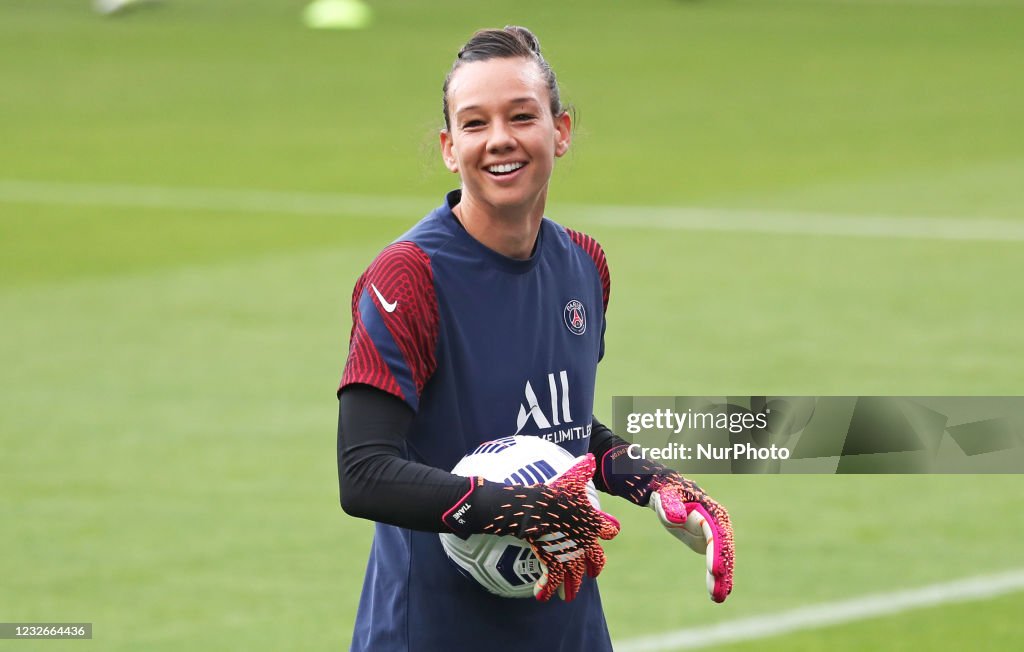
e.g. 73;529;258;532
337;26;734;652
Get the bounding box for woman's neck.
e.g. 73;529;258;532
453;190;547;260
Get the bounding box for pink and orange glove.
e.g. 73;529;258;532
443;453;620;602
597;445;734;603
529;454;621;601
648;476;734;603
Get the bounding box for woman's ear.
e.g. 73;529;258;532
554;111;572;158
440;129;460;173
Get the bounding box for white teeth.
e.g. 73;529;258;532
487;162;524;174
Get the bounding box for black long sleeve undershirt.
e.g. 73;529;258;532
337;384;630;533
337;384;471;533
587;416;631;495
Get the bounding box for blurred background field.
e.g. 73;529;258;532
1;0;1023;650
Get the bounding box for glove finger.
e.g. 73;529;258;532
713;517;735;603
584;541;607;578
597;509;621;540
551;454;596;492
701;519;715;575
689;507;713;559
654;493;707;554
653;490;688;524
686;502;734;603
534;556;550;600
560;558;585;602
534;556;565;602
685;505;720;575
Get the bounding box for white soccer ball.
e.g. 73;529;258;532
439;435;601;598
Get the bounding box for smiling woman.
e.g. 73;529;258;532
335;25;732;652
439;31;572;259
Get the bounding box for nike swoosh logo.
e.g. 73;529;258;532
370;283;398;313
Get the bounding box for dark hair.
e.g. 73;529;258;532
442;26;563;131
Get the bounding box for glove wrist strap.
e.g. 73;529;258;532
597;444;680;507
441;477;490;538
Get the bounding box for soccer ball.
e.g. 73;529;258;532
438;436;601;598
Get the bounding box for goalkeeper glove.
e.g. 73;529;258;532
597;445;734;603
443;453;620;602
648;474;734;603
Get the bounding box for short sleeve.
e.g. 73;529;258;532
565;228;610;314
339;242;439;412
565;228;611;361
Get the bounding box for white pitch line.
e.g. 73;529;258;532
557;202;1024;242
2;178;1024;243
808;0;1024;7
0;178;426;219
613;568;1024;652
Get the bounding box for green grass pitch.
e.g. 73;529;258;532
2;1;1023;650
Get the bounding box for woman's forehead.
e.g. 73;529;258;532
447;58;547;114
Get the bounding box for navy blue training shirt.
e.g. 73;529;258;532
339;190;612;652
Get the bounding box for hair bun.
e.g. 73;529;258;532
504;25;542;55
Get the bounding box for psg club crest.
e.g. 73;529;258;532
563;299;587;335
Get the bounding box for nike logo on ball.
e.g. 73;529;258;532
371;283;398;313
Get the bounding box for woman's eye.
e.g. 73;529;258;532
513;114;535;121
463;120;484;129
